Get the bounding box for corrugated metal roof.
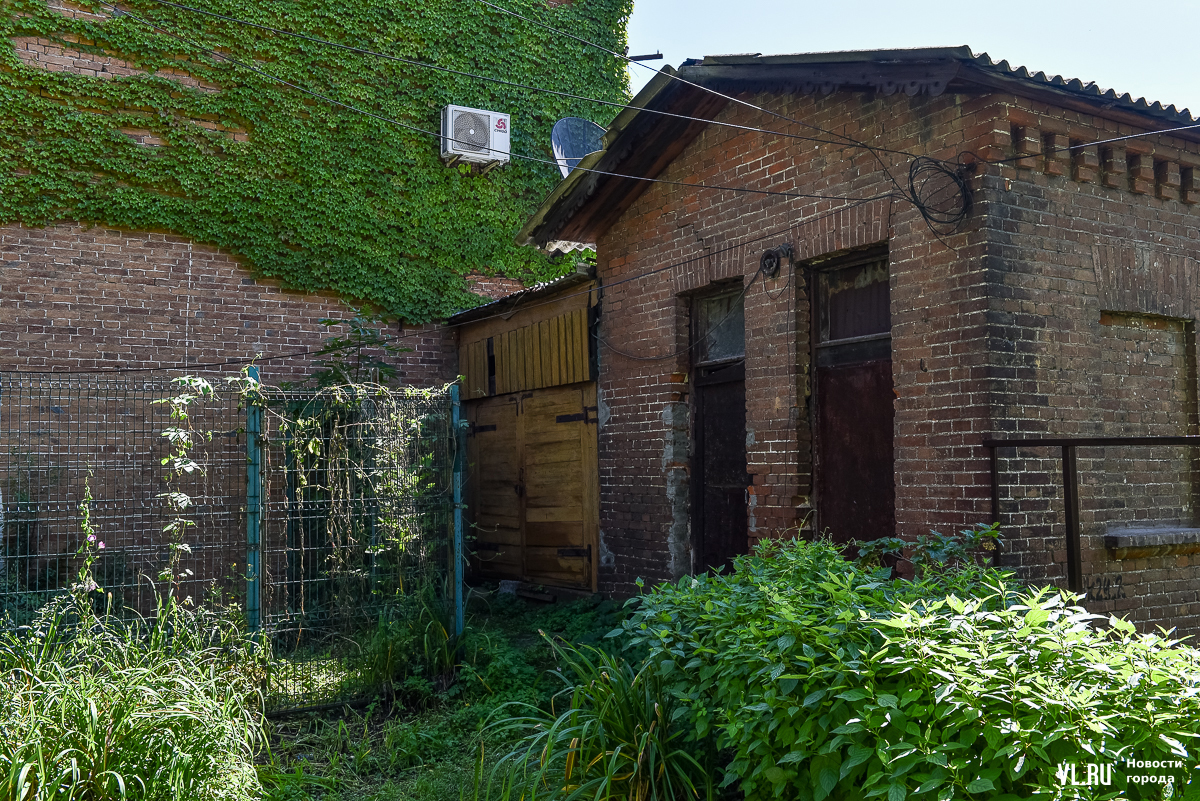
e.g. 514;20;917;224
686;47;1195;124
449;266;595;325
969;50;1194;123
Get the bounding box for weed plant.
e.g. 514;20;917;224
257;592;628;801
0;591;268;800
478;636;713;801
0;484;268;801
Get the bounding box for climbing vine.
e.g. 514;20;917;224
0;0;631;321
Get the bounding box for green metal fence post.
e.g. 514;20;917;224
246;366;262;633
451;383;465;639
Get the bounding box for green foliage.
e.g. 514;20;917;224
0;0;632;321
0;498;267;800
619;538;1200;801
479;636;713;801
854;522;1002;581
305;308;409;389
259;593;630;801
357;580;459;705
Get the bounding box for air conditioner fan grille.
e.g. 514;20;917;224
452;111;489;153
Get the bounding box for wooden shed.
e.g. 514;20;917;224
452;269;600;592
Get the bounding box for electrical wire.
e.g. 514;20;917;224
135;0;917;156
100;1;888;206
147;0;983;235
977;121;1200;168
472;0;914;162
5;195;886;375
104;1;967;236
471;0;971;232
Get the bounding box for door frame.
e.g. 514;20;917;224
806;246;893;540
689;282;749;573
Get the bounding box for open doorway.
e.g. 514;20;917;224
692;287;750;572
812;252;895;543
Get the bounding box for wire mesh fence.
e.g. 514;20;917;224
0;372;458;713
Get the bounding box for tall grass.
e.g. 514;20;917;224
0;591;268;801
477;635;713;801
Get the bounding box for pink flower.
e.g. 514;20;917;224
87;534;96;543
98;542;105;550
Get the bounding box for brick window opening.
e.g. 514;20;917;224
1153;159;1174;200
1010;124;1024;159
1127;152;1143;192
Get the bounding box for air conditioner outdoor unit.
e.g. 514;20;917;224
441;105;510;166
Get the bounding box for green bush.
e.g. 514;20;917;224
0;593;267;801
619;537;1200;801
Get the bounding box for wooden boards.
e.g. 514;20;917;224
460;307;592;399
464;383;598;591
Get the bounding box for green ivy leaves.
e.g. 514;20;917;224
0;0;631;321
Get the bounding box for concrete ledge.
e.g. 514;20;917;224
1105;526;1200;559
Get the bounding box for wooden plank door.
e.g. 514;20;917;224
464;385;598;591
465;395;522;579
521;385;597;590
813;255;895;543
694;363;749;572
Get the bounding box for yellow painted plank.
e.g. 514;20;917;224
539;320;552;390
524;521;585;548
525;506;584;523
575;308;589;383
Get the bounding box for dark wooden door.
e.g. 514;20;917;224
692;289;749;573
694;363;749;571
816;357;895;542
814;256;895;543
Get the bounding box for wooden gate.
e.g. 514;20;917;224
465;384;598;591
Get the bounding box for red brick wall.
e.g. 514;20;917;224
592;85;1200;636
980;100;1200;634
0;222;456;387
593;90;993;597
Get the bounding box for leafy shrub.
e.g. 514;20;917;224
0;592;267;801
620;537;1200;801
854;522;1001;581
480;636;712;801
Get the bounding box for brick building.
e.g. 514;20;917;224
517;47;1200;634
0;222;466;386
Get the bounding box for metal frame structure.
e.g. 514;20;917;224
984;435;1200;593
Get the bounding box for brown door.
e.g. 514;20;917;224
465;395;522;579
692;289;750;573
814;256;895;543
464;385;598;590
521;386;597;589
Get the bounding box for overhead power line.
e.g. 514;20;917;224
471;0;916;202
472;0;1200;190
102;1;892;206
471;0;912;161
139;0;907;155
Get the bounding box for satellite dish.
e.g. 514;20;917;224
551;117;605;178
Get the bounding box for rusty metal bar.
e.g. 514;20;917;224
988;445;1001;566
1060;444;1082;594
984;435;1200;448
985;434;1200;595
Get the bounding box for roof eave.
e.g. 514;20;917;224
516;66;684;247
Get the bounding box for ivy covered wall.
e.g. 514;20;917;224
0;0;631;322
